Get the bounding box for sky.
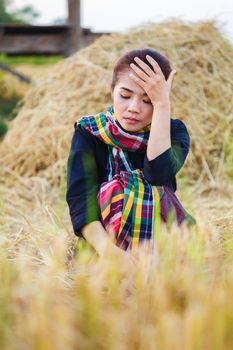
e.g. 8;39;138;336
9;0;233;43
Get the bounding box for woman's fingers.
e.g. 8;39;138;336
129;72;146;88
129;55;176;104
106;223;116;242
130;62;149;82
133;57;154;77
145;55;164;75
167;69;177;90
131;55;176;90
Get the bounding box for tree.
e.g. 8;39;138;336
0;0;40;24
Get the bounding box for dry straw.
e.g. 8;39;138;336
0;19;232;234
0;20;233;349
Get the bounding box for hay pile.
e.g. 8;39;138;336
0;20;232;233
0;21;232;348
0;65;55;100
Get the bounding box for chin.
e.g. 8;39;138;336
123;125;141;133
116;118;142;133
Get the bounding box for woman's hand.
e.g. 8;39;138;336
129;55;176;107
105;224;138;273
129;56;174;160
82;221;138;273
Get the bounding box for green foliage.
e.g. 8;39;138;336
0;97;21;120
0;0;40;24
0;53;63;66
0;121;8;137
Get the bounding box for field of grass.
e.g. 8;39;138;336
0;207;232;350
0;21;232;349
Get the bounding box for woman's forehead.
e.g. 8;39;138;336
115;71;146;95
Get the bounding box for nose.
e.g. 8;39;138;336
127;97;140;113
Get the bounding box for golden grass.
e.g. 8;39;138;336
0;20;232;186
0;63;60;100
0;216;232;349
0;20;231;237
0;19;232;349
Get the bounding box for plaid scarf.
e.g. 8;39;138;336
77;106;194;253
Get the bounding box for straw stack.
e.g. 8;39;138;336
0;20;232;230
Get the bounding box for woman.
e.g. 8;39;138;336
66;48;195;262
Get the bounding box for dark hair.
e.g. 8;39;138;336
111;48;172;91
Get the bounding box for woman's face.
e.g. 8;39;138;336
111;70;153;132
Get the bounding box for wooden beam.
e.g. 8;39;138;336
0;34;68;55
0;63;31;83
67;0;82;55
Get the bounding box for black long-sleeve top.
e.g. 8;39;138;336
66;118;190;239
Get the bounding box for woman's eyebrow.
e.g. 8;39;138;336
120;87;147;96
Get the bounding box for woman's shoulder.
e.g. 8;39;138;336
71;119;108;154
170;118;190;137
170;118;188;130
71;122;93;142
170;118;190;151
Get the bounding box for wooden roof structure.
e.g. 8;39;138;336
0;0;108;56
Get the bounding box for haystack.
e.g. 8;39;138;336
0;20;232;234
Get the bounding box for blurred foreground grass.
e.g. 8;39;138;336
0;211;233;350
0;21;232;348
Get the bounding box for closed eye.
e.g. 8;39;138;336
120;95;130;99
120;94;151;104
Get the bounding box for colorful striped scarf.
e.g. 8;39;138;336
77;106;195;253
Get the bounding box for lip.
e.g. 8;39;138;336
124;117;139;124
